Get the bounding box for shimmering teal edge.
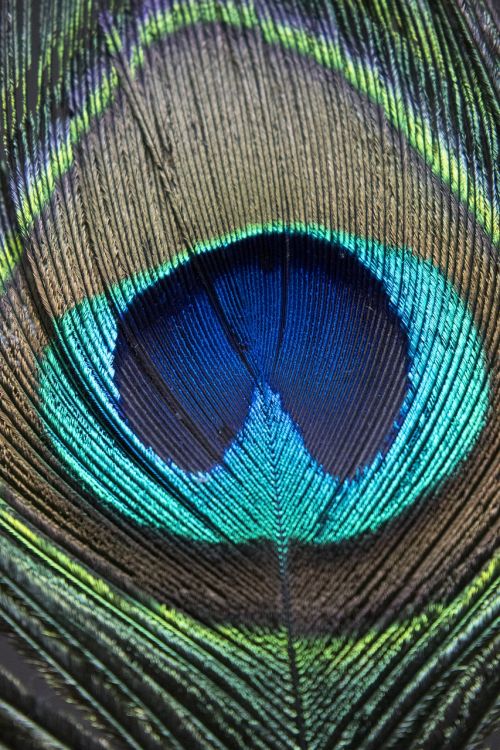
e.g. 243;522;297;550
38;224;490;543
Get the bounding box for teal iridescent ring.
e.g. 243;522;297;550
38;225;490;544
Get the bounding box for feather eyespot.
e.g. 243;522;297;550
38;225;489;545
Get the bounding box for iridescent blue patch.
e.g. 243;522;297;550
114;233;408;477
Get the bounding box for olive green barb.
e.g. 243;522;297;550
1;497;499;748
0;0;498;285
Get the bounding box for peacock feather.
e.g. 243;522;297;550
0;1;498;748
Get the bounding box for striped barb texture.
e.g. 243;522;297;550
0;1;499;748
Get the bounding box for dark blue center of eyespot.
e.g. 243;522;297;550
113;232;409;477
